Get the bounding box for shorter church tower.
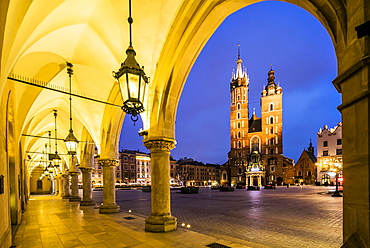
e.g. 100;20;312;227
260;67;283;183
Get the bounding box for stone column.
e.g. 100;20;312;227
62;174;71;199
258;175;261;187
69;171;81;202
54;178;59;195
99;159;120;213
144;139;177;232
80;167;95;206
58;174;64;197
334;56;370;247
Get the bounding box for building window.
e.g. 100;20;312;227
238;132;241;138
130;165;135;170
237;122;241;129
337;139;342;145
130;157;134;161
270;166;275;172
270;127;274;134
124;156;128;160
270;149;274;155
251;136;260;152
336;149;342;155
323;150;329;156
270;103;274;111
270;117;274;124
237;103;241;110
237;112;241;119
323;141;328;147
298;171;302;176
308;171;312;176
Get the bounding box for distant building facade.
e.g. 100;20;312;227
173;157;220;186
118;150;151;185
316;123;343;185
222;45;292;186
293;141;317;185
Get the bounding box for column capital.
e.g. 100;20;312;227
144;139;176;152
98;159;119;167
79;167;94;173
69;171;79;176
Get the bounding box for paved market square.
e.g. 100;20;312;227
14;186;342;248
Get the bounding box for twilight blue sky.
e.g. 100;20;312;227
120;1;341;164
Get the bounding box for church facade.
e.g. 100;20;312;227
221;46;292;187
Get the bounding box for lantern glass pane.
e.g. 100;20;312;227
140;79;147;104
127;73;140;99
118;77;128;101
65;141;77;154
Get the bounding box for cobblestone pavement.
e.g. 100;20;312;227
93;186;343;248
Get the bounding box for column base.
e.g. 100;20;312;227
69;196;81;202
145;214;177;232
80;200;95;206
62;195;71;199
99;204;120;214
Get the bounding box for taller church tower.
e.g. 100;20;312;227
228;44;250;185
222;45;287;187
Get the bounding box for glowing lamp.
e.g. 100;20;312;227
64;129;78;155
112;0;149;123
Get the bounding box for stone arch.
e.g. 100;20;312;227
146;0;346;143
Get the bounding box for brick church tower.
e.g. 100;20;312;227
222;45;286;187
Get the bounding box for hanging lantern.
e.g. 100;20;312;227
64;63;79;155
112;0;149;123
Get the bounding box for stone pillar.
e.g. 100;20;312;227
69;171;81;202
334;56;370;247
58;174;64;197
54;178;59;195
99;159;120;213
258;175;261;187
62;174;71;199
80;167;95;206
144;139;177;232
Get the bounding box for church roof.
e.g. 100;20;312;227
249;114;262;132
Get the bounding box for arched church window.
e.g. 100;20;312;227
270;117;274;124
238;141;242;148
270;103;274;111
238;132;241;138
270;127;274;134
237;112;241;119
237;103;241;110
251;136;260;152
237;122;241;129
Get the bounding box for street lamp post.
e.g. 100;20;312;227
332;163;342;197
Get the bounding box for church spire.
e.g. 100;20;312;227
230;44;249;90
235;44;244;79
308;139;314;154
267;64;275;85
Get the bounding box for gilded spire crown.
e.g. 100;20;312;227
230;44;249;89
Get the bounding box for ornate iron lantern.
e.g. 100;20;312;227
113;0;149;123
64;62;79;155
